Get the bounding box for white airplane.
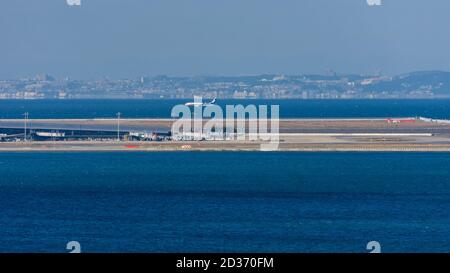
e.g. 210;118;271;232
185;98;216;107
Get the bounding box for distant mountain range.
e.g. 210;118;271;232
361;71;450;95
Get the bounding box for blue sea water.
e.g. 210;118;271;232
1;152;450;253
1;99;450;119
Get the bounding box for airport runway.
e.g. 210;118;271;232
2;118;450;151
2;118;450;133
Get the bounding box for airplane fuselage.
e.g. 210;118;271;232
185;98;216;107
185;102;206;107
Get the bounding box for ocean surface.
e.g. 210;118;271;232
1;99;450;119
1;152;450;253
1;100;450;253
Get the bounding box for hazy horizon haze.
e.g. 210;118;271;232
1;0;450;79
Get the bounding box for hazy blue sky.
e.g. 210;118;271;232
1;0;450;79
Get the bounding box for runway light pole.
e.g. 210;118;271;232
117;112;121;141
23;112;29;142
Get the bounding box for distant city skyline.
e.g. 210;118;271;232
2;69;450;81
2;71;450;100
2;0;450;79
